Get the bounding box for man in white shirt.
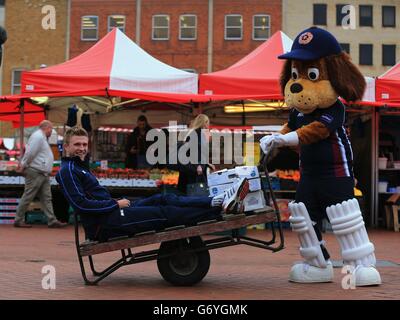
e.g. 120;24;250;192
14;120;67;228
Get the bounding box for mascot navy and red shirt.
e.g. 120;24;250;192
287;100;353;178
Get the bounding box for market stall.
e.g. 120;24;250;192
0;28;389;228
0;29;206;224
366;62;400;229
199;31;293;99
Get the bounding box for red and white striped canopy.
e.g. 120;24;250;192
21;28;198;96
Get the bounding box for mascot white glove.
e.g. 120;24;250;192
260;131;299;157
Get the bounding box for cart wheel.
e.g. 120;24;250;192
157;236;210;286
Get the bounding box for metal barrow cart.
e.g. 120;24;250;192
73;158;285;286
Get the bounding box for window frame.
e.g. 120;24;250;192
107;15;126;33
252;14;271;40
224;14;243;41
336;4;351;26
81;15;99;41
382;6;396;27
313;3;327;26
359;44;373;66
179;14;197;40
382;44;396;66
359;5;373;27
340;43;350;55
152;14;170;41
11;68;24;95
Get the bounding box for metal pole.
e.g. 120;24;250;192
370;107;375;228
241;101;245;126
207;0;213;73
19;99;25;159
136;0;141;45
65;0;71;60
371;107;379;228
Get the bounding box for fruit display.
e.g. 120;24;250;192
89;168;178;184
92;168;150;179
275;169;300;182
0;158;180;188
0;161;19;172
156;169;180;186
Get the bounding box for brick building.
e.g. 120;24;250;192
1;0;69;136
0;0;281;136
1;0;283;90
70;0;137;59
2;0;69;95
70;0;282;73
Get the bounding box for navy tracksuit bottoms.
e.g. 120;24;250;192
97;194;222;241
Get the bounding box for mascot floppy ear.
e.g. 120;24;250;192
280;59;292;95
325;52;366;102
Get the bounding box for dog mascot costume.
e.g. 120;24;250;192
261;27;381;286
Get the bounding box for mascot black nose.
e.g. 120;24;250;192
290;83;303;93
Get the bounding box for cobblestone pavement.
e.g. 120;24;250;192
0;225;399;300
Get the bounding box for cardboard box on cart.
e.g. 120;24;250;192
207;166;266;212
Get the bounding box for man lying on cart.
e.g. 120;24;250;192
56;126;250;242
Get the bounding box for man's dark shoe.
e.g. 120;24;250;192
48;220;68;228
14;221;32;228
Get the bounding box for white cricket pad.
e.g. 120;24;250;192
288;202;328;268
326;198;376;267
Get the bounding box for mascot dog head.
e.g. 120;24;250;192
279;27;366;114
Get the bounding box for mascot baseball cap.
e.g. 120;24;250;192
278;26;342;61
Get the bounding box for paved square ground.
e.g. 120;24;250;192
1;225;399;300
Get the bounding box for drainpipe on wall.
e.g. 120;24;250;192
136;0;141;45
281;0;287;34
0;6;5;95
65;0;71;61
207;0;213;73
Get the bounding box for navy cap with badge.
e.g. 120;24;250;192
278;26;342;61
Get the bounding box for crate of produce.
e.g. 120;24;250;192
279;178;298;190
262;176;280;190
25;211;48;224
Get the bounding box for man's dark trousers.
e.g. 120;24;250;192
98;194;221;241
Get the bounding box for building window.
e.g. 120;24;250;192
382;6;396;27
152;15;169;40
359;5;373;27
340;43;350;54
336;4;350;26
225;15;242;40
382;45;396;66
253;15;270;40
179;15;197;40
11;69;24;95
108;15;126;33
81;16;98;41
313;4;327;25
359;44;373;65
